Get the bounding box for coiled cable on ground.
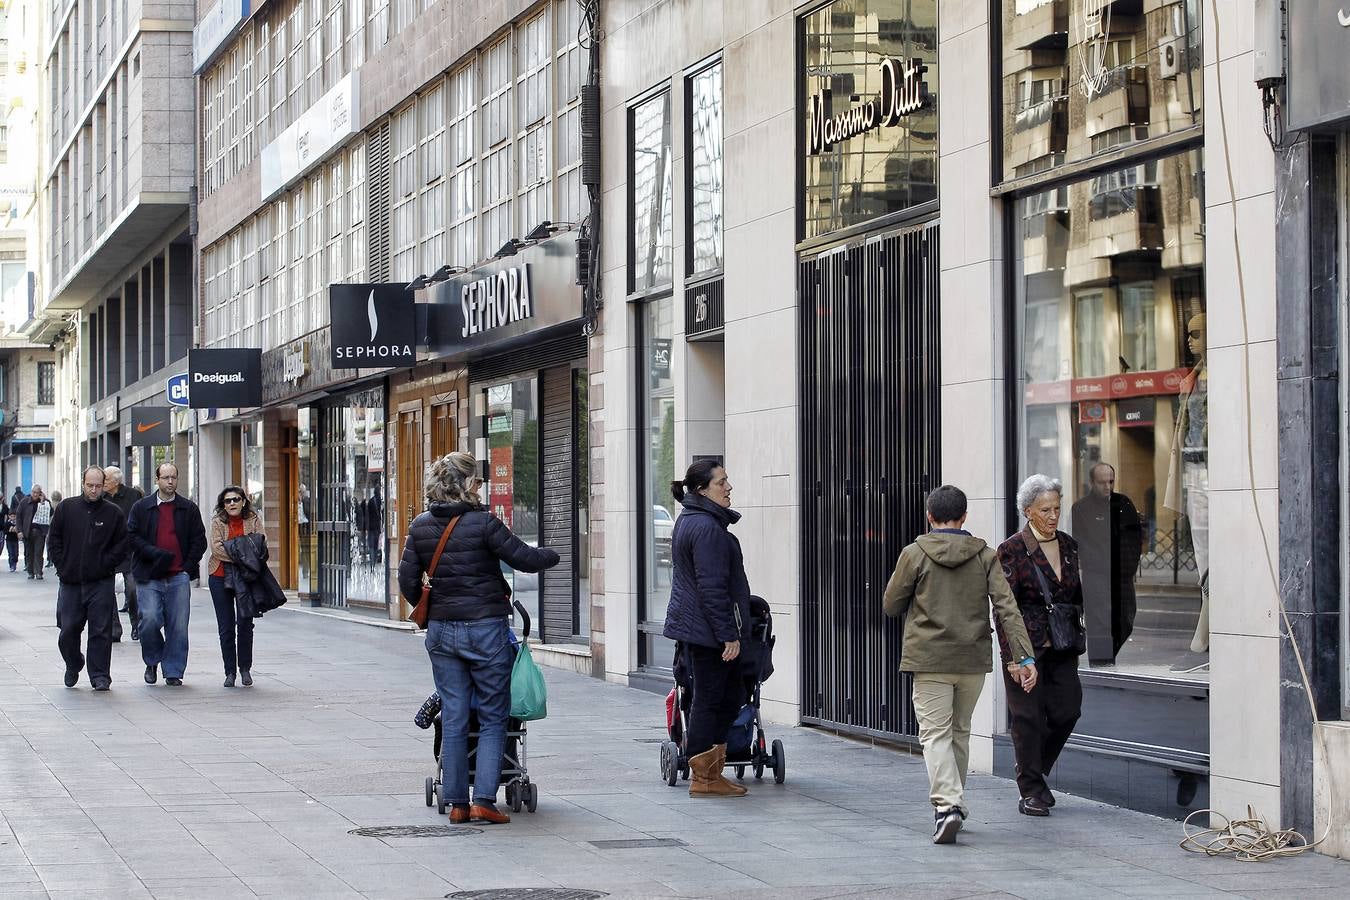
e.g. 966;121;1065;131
1180;806;1318;862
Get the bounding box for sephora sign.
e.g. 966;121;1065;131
807;58;931;155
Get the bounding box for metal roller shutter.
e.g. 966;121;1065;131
539;365;577;644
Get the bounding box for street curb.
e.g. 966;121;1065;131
274;603;418;631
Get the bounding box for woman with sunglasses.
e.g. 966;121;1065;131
208;486;265;687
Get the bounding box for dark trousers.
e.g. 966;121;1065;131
122;570;140;627
5;534;17;570
685;643;745;757
209;574;253;675
1004;649;1082;800
57;578;117;684
25;527;47;576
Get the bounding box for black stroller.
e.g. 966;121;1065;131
416;600;539;814
659;595;785;786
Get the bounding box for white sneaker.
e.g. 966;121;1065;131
933;809;963;844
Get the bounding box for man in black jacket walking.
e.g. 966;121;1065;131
48;466;129;691
104;466;145;640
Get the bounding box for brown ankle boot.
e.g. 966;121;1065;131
712;744;748;795
688;748;745;797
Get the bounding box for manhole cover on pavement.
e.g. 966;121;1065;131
588;838;686;849
447;891;608;900
348;825;481;838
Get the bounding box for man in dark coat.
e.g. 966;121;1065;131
48;466;129;691
127;463;208;686
104;466;145;640
1071;463;1144;663
17;485;53;579
2;494;20;572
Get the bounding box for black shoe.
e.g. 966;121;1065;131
64;669;79;688
166;677;183;686
36;574;43;580
130;624;139;641
933;809;963;844
240;670;252;686
224;674;235;688
1019;796;1050;817
27;574;33;579
1039;790;1056;808
92;679;111;692
119;605;129;613
145;665;157;684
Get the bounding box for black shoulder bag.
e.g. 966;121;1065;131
1024;533;1086;655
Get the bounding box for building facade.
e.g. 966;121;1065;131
594;0;1346;836
193;0;606;663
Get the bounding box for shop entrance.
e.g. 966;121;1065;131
278;424;299;589
395;402;424;620
799;220;941;741
315;386;387;609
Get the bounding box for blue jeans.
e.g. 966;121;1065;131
139;572;192;678
426;617;514;806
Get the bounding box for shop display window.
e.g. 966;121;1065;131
1013;148;1207;680
630;90;673;293
483;378;541;631
688;61;724;275
638;296;677;670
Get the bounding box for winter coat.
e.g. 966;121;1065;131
47;496;130;585
224;532;287;617
883;531;1035;673
398;501;559;622
17;496;50;536
126;494;209;582
105;485;144;573
209;511;264;571
995;525;1085;664
662;494;752;650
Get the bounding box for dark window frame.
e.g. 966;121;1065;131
627;84;675;297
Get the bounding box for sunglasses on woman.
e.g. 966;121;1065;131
224;497;244;505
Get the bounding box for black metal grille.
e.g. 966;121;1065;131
348;825;480;837
799;220;940;741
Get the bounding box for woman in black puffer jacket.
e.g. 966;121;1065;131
663;460;753;798
399;451;558;825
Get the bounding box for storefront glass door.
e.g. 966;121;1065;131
481;378;541;630
316;386;387;609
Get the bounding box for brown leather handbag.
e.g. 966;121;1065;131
411;516;460;629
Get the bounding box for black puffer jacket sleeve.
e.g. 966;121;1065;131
483;516;559;573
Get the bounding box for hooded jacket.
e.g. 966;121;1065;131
882;531;1035;674
398;501;559;622
662;494;753;650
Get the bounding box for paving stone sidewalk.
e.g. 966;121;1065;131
1;575;1346;899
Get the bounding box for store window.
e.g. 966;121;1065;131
999;0;1202;180
688;61;723;275
630;89;673;293
1014;148;1207;679
801;0;939;240
638;296;676;669
573;368;591;638
483;378;541;630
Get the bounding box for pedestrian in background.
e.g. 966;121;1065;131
208;485;264;688
883;484;1038;844
399;451;559;825
47;466;128;691
127;463;207;687
104;466;145;641
17;485;52;580
2;495;20;572
663;460;753;799
997;474;1085;817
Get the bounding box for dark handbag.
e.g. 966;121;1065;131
412;516;459;629
1025;533;1086;654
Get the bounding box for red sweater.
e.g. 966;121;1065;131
156;503;184;575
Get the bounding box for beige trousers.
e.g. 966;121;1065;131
912;672;987;815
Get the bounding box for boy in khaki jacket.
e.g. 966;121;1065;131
883;484;1038;845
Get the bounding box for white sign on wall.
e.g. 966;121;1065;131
193;0;250;73
261;72;360;199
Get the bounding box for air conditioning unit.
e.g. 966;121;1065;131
1159;38;1183;79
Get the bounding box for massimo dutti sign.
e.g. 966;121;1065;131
329;283;417;369
807;58;931;155
188;348;263;408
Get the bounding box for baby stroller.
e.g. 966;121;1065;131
415;600;539;814
659;595;785;786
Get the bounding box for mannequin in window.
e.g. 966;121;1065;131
1071;462;1144;664
1164;313;1208;655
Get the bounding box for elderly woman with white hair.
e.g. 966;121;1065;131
995;474;1086;817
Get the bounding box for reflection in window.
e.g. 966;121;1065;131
486;378;540;630
638;296;675;668
631;91;673;292
1014;149;1207;682
689;63;723;274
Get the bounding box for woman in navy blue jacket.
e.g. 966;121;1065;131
663;460;753;798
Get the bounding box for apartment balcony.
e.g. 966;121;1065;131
1008;0;1069;52
1087;185;1163;258
1007;97;1068;171
1022;210;1070;275
1085;66;1150;137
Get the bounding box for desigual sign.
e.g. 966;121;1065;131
188;348;263;409
329;283;418;368
807;58;931;155
460;265;534;338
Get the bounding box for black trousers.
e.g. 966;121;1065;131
57;578;117;684
685;643;744;757
122;570;140;627
5;533;17;569
209;574;253;675
25;527;47;576
1004;649;1082;800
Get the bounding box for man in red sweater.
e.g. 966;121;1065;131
126;464;208;686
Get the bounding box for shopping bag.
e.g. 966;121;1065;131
509;641;548;721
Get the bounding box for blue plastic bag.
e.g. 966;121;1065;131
509;641;548;721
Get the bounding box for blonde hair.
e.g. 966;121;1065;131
425;451;482;505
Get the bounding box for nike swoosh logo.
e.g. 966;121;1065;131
1342;9;1350;26
136;421;164;433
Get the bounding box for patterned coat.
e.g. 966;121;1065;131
994;524;1085;664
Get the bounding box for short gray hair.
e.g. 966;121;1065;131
1016;474;1062;513
103;465;123;483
